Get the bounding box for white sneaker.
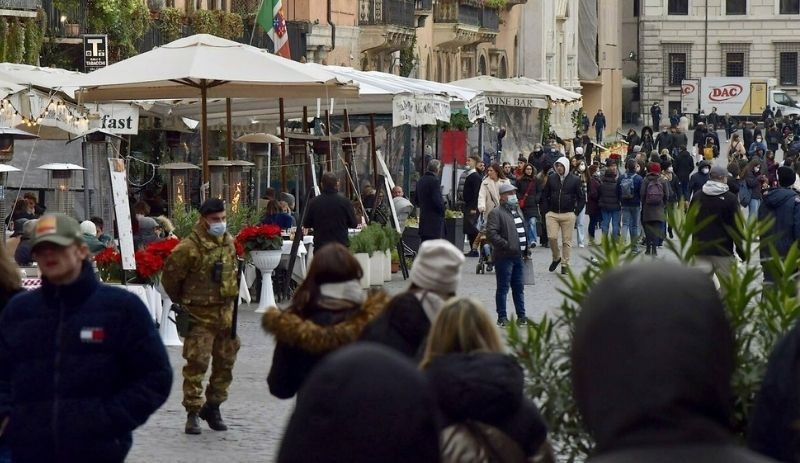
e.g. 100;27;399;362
579;243;586;248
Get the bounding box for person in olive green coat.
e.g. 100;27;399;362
162;199;240;435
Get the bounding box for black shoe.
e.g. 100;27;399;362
516;316;529;326
645;245;651;255
668;229;674;239
185;412;201;435
548;259;562;272
530;242;537;249
497;318;509;327
199;403;228;431
542;242;549;248
561;266;569;275
464;250;479;257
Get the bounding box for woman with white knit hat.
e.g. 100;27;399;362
360;239;465;359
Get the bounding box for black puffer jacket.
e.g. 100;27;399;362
598;172;621;210
0;261;172;463
425;353;548;459
360;291;431;359
540;157;586;214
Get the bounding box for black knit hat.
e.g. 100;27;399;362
778;166;796;188
199;198;225;216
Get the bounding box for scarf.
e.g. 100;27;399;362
319;280;365;305
415;290;447;322
702;180;729;196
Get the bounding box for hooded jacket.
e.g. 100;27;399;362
277;344;440;463
687;161;712;200
690;180;744;257
572;262;775;463
758;187;800;281
541;157;586;214
674;149;695;183
425;353;548;460
263;291;388;399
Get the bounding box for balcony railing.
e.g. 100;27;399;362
481;7;498;31
415;0;432;10
0;0;41;10
359;0;415;28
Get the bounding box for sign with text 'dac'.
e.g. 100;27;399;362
83;34;108;72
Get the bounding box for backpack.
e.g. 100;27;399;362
620;174;636;200
738;179;752;207
645;179;665;206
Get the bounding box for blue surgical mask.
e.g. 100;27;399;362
208;222;227;237
506;195;518;206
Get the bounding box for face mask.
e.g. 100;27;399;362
757;138;762;142
579;164;586;172
668;167;674;173
701;167;710;175
754;167;761;173
506;195;518;206
208;222;227;237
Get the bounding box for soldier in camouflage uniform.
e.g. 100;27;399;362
162;199;241;435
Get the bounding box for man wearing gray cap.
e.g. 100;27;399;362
486;182;530;327
690;164;745;287
0;214;172;461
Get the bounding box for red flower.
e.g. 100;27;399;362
144;238;180;260
235;240;245;257
235;224;283;254
94;247;121;266
134;249;164;280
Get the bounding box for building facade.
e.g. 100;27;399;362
631;0;800;126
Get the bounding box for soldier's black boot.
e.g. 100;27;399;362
199;403;228;431
185;412;201;435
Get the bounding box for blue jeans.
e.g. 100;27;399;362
575;207;586;246
526;217;538;244
596;128;604;144
749;198;761;221
621;206;640;248
495;256;525;320
600;208;621;239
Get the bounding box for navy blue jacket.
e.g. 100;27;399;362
618;172;643;208
0;261;172;463
415;171;445;239
759;187;800;281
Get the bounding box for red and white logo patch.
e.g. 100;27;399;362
80;327;105;343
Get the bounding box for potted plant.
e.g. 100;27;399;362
235;224;284;312
361;225;384;286
390;248;400;274
95;247;122;283
349;233;371;289
444;209;465;251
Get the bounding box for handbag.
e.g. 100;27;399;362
518;179;535;209
523;257;535;285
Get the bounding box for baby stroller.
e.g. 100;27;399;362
474;231;494;274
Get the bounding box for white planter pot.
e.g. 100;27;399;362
383;249;391;281
155;282;182;346
369;253;383;286
251;249;283;313
354;253;371;289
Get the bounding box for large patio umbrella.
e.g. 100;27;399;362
77;34;359;182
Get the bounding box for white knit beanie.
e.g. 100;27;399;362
79;220;97;236
410;239;465;295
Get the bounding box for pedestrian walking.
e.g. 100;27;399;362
420;297;552;462
541;157;586;274
515;163;541;247
758;166;800;283
416;159;445;242
572;262;776;463
598;159;621;241
0;243;22;462
618;159;643;251
586;164;603;246
303;172;358;249
651;102;662;129
162;198;241;435
688;160;712;202
0;214;172;461
462;155;483;257
263;243;388;399
477;163;511;224
486;183;530;326
640;162;668;255
592;109;606;144
277;344;440;463
574;157;589;247
360;239;464;358
744;159;767;220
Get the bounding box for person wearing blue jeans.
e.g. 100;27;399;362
592;109;606;144
486;183;529;327
597;159;621;241
618;159;643;251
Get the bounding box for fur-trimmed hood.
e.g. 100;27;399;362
262;291;389;355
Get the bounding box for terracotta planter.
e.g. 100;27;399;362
391;261;400;274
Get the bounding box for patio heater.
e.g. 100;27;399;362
228;160;254;212
158;162;200;212
0;127;38;241
37;163;86;217
67;129;123;232
208;160;233;203
233;133;285;204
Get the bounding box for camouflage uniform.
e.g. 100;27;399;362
162;221;240;413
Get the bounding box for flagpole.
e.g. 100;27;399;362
250;0;266;46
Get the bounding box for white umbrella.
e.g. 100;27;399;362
234;133;285;144
77;34;359;182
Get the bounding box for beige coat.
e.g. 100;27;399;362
477;178;510;220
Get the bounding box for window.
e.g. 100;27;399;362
781;0;800;14
668;0;688;14
634;0;640;16
668;53;687;86
726;0;745;14
725;52;745;76
780;52;798;86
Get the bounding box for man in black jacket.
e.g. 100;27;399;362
462;155;483;257
690;165;745;289
541;156;586;274
0;214;172;462
415;159;445;242
758;166;800;283
486;183;529;327
304;172;358;249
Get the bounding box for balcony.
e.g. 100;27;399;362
415;0;432;24
433;0;497;49
0;0;40;11
359;0;416;53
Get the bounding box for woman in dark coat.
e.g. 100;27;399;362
262;243;388;399
640;162;667;255
640;126;656;154
514;163;540;247
415;159;445;242
260;199;295;230
625;129;641;157
421;297;551;463
586;164;602;246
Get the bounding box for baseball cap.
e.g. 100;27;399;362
709;164;728;179
31;214;84;250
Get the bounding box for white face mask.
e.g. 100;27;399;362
578;164;586;172
668;167;674;173
757;138;762;142
701;167;710;175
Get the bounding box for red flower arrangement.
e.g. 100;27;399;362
144;237;180;260
134;249;164;282
95;247;122;282
93;238;181;284
235;224;283;257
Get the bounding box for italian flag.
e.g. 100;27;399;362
256;0;291;59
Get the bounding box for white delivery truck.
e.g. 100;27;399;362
681;77;800;118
